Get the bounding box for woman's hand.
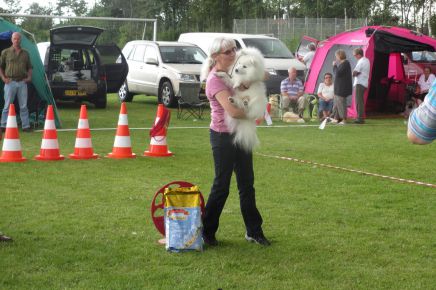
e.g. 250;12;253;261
215;90;246;119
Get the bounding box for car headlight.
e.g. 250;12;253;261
266;68;277;76
178;73;197;82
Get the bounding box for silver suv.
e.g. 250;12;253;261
119;41;206;107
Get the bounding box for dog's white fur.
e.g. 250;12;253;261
282;111;300;122
215;47;267;152
268;94;280;118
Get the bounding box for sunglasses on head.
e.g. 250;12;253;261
221;47;237;55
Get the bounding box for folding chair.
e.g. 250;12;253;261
177;83;208;120
278;94;287;120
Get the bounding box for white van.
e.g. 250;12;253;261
178;32;306;94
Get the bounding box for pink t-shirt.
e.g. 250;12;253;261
206;68;234;132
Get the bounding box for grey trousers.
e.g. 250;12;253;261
332;95;347;121
355;84;366;121
282;95;307;118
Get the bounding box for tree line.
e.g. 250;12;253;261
1;0;434;45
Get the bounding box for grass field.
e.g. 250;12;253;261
1;95;435;289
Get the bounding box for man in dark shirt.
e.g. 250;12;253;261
0;32;33;132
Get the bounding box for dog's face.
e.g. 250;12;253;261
232;48;265;83
406;100;415;110
269;94;280;106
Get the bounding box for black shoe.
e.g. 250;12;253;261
22;127;33;132
353;120;365;124
245;233;271;246
202;233;218;246
0;234;13;242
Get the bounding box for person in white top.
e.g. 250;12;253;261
415;67;435;101
317;72;334;120
352;48;370;124
299;43;316;70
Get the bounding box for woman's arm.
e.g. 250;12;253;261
215;90;246;119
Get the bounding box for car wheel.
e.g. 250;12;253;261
94;96;107;109
118;81;134;102
159;81;176;108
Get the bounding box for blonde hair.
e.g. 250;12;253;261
335;49;347;60
200;37;236;81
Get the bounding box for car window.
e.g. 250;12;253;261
297;39;312;58
159;46;206;64
122;43;134;59
411;51;436;62
243;38;294;58
145;45;158;61
132;45;146;62
97;45;122;64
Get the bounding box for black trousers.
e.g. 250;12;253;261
203;130;263;237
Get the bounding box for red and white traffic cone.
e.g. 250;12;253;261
69;105;98;159
0;104;26;162
107;102;136;159
144;104;173;157
35;105;64;161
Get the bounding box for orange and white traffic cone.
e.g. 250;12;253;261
0;104;26;162
107;102;136;159
35;105;64;161
144;104;173;157
69;105;98;160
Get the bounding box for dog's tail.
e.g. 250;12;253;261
233;120;259;152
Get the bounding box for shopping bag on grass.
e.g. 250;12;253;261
164;186;203;252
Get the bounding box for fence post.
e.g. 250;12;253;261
256;18;258;34
305;16;308;36
142;22;147;40
267;18;270;35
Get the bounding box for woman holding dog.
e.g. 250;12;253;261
200;37;270;247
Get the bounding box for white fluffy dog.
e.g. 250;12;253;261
215;47;267;152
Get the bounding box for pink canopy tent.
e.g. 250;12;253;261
304;26;436;117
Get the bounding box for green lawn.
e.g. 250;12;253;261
1;95;435;289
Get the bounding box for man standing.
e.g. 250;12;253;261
280;67;306;122
0;32;33;132
352;48;370;124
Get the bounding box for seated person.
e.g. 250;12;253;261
415;67;435;102
280;67;306;120
317;72;334;121
408;79;436;144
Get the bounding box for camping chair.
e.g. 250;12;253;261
177;83;208;120
278;94;286;120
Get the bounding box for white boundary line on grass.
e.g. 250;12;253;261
258;153;436;189
44;124;321;133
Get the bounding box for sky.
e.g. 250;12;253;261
0;0;96;13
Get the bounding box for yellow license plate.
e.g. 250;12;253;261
65;90;87;96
